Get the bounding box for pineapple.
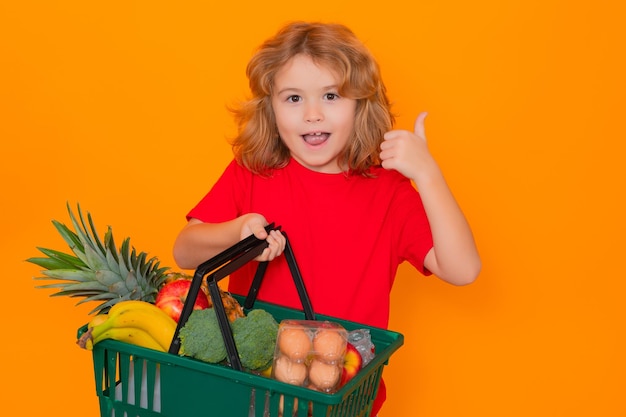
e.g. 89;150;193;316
27;203;169;315
27;203;244;319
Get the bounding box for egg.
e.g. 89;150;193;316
273;355;308;386
308;359;341;391
312;329;346;362
278;327;312;361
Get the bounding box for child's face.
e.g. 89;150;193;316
271;54;356;174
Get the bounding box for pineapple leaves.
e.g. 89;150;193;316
95;270;124;286
103;228;121;275
37;281;108;292
26;248;84;270
105;250;121;275
66;202;106;267
119;238;133;278
35;247;86;267
89;295;134;314
51;219;83;254
85;207;107;255
124;270;139;291
83;241;109;271
27;202;173;315
39;269;97;281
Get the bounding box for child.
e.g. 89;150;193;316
173;21;481;415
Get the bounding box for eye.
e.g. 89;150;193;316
286;95;302;103
324;93;339;101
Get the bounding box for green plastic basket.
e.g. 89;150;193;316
79;296;403;417
80;229;404;416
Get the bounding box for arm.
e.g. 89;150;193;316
379;112;481;285
173;213;286;270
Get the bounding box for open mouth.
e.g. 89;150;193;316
302;131;330;145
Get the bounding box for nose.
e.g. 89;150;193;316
304;103;323;123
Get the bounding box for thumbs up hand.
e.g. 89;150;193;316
379;112;437;183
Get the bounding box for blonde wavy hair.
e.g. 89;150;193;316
229;21;395;176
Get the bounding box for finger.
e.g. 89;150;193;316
266;231;284;251
254;226;268;239
383;129;401;141
257;247;271;262
414;112;428;140
272;230;286;251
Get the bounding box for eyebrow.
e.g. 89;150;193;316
275;84;339;96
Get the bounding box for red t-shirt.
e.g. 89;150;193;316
187;157;433;329
187;158;433;414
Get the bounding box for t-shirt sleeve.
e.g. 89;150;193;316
391;179;433;276
186;159;248;223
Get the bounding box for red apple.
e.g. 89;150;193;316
155;279;210;322
340;342;363;386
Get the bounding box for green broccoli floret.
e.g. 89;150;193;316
231;309;279;371
179;308;227;363
178;307;279;371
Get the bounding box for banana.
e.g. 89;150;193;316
90;301;168;338
88;313;109;329
87;300;176;351
91;327;165;351
108;300;166;317
103;308;176;351
77;313;110;349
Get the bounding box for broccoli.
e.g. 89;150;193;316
179;308;227;363
179;307;279;371
231;309;279;371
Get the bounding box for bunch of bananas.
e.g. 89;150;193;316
77;300;177;352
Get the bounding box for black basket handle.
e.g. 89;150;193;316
168;224;315;372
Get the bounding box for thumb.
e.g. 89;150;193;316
414;112;428;140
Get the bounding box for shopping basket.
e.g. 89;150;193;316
78;225;404;417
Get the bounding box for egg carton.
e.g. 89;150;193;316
273;320;348;393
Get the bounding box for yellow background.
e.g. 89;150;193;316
1;1;624;416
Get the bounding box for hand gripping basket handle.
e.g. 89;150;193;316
168;224;315;372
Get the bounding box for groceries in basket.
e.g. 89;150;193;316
272;320;366;393
156;276;245;323
178;307;279;371
31;204;402;417
76;300;177;352
348;328;376;366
